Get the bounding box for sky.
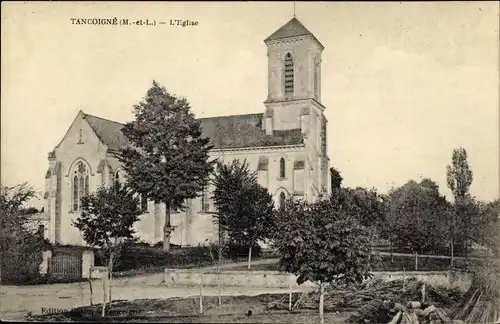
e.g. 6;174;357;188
1;1;499;208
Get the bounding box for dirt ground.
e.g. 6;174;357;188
0;258;284;321
34;294;355;323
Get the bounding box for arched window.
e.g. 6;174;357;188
72;161;89;211
279;158;286;179
114;171;121;185
279;192;286;210
284;53;294;96
201;186;209;213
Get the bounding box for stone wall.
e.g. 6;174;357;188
163;269;473;292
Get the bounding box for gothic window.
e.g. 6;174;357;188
279;192;286;210
72;161;89;211
201;186;210;213
279;158;286;179
284;53;294;96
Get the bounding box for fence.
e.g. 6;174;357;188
376;251;484;271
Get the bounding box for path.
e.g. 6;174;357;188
0;258;282;321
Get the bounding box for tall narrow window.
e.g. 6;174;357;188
279;192;286;210
140;194;148;213
72;161;89;211
73;175;79;210
279;158;286;179
77;129;84;144
38;224;45;238
114;171;121;185
284;53;294;96
84;175;89;196
201;187;209;213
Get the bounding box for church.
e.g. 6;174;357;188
43;17;331;247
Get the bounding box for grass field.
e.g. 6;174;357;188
230;254;478;272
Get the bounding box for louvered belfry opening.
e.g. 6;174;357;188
284;53;294;96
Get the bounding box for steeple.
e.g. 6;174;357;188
262;17;325;135
263;17;324;107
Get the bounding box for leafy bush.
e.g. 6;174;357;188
222;242;261;261
0;182;47;285
0;234;46;284
151;241;181;250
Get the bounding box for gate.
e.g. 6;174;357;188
49;250;82;280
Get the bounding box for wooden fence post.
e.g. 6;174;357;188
415;252;418;271
88;267;93;306
199;275;203;314
402;267;406;292
288;282;292;311
450;240;454;268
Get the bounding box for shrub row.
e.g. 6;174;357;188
94;242;262;272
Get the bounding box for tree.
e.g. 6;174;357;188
452;199;499;324
118;81;214;251
329;167;343;196
475;199;500;254
73;182;142;316
212;159;275;269
446;147;474;261
386;179;452;254
333;187;386;232
273;197;379;324
0;182;46;284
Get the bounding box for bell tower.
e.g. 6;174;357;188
263;17;325;133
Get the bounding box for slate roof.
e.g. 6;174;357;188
265;17;323;48
82;112;304;151
84;114;130;151
265;18;312;41
198;113;303;149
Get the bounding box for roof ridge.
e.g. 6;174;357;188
83;112;263;123
84;113;125;125
59;110;302;151
198;112;263;120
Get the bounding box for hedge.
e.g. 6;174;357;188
94;243;262;272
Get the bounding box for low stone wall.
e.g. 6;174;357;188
163;269;473;292
163;269;317;288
